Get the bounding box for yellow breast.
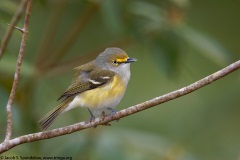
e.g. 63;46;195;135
77;75;126;109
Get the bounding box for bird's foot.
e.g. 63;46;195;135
86;108;97;127
87;115;95;123
107;108;120;122
107;108;117;115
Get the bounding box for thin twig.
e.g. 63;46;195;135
0;59;239;153
0;0;28;60
4;0;32;142
7;23;25;33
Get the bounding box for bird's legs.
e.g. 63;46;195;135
87;108;95;122
107;107;117;116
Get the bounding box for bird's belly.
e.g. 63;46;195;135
78;76;126;110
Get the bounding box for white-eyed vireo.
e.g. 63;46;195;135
38;47;137;130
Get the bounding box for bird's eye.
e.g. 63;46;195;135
112;60;118;65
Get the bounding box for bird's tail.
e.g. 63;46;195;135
38;97;73;130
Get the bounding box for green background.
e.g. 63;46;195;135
0;0;240;159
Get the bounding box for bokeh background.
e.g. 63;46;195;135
0;0;240;159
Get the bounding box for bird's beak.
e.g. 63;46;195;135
125;58;137;63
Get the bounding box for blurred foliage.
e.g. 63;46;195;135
0;0;240;160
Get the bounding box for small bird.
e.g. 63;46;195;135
38;47;137;130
